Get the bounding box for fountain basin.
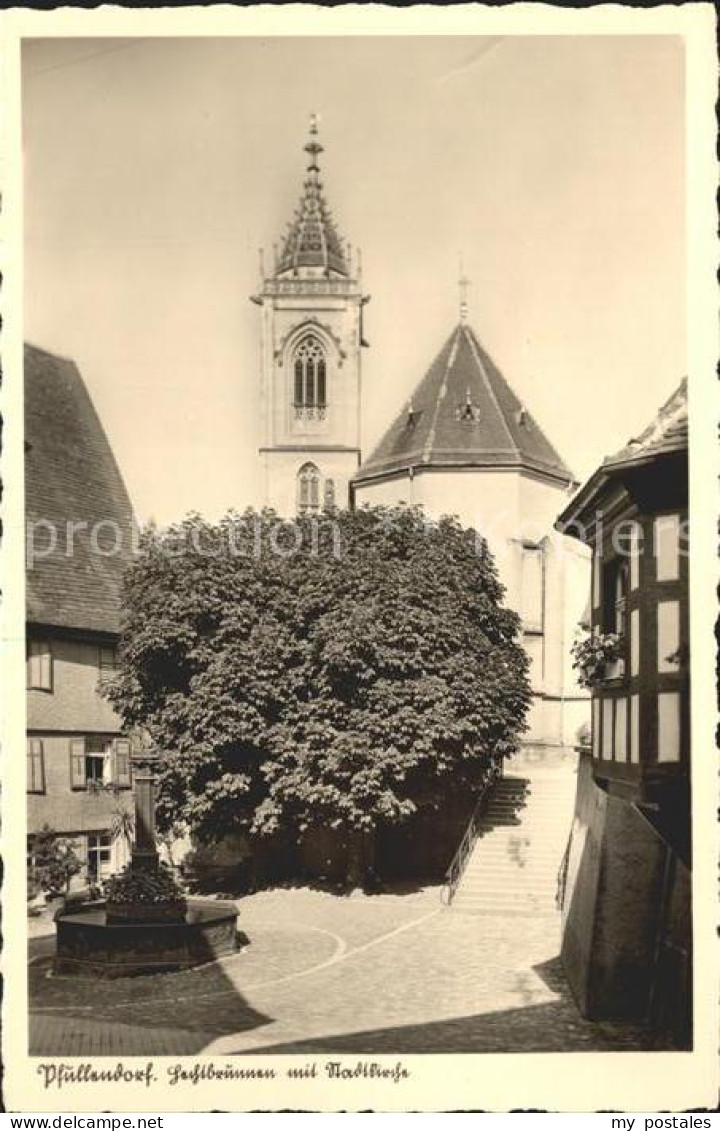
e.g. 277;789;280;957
54;897;243;978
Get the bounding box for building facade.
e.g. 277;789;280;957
352;318;590;747
556;380;690;1044
25;344;135;889
252;116;369;517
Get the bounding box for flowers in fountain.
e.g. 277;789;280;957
104;861;185;906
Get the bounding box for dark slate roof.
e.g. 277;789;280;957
354;323;574;485
556;378;687;531
25;343;134;635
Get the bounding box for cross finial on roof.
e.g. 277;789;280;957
458;257;470;324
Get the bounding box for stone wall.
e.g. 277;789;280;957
561;751;691;1041
354;467;590;746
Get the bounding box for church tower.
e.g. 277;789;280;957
252;116;368;517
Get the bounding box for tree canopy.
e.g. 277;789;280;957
106;506;531;879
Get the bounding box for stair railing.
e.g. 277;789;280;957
441;759;503;906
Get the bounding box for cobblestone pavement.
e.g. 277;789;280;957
29;886;668;1056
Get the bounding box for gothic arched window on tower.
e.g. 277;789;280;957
293;335;327;420
297;462;321;515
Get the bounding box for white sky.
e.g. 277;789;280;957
23;35;685;524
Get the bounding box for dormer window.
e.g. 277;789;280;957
455;388;481;423
294;335;327;420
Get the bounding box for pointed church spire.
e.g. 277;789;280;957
275;114;349;278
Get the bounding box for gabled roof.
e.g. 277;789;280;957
556;378;687;532
354;322;574;486
25;344;134;635
276;118;348;278
602;378;687;472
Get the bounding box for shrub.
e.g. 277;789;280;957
30;825;84;899
106;506;532;885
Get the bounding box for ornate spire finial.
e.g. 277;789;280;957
274;113;349;277
304;111;323;173
458;257;471;325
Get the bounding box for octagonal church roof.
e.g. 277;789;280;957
354;321;574;487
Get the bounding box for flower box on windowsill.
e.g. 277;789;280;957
571;631;626;690
604;658;626;682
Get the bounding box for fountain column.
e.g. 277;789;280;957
131;751;160;873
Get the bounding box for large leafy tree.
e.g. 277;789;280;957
106;506;531;884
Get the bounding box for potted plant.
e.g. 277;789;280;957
571;630;626;689
30;825;83;914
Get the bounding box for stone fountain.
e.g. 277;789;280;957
54;751;241;977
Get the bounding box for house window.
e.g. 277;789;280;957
85;736;113;783
324;478;336;509
27;739;45;793
98;646;118;686
602;557;629;637
293;335;327;416
27;639;52;691
298;463;321;515
87;832;113;883
600;556;629;680
70;737;132;790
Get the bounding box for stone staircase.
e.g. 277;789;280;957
449;759;577;917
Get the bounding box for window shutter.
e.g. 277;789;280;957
70;739;87;789
26;742;35;791
28;739;45;793
114;739;132;788
98;647;117;685
27;640;52;691
40;644;52;691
